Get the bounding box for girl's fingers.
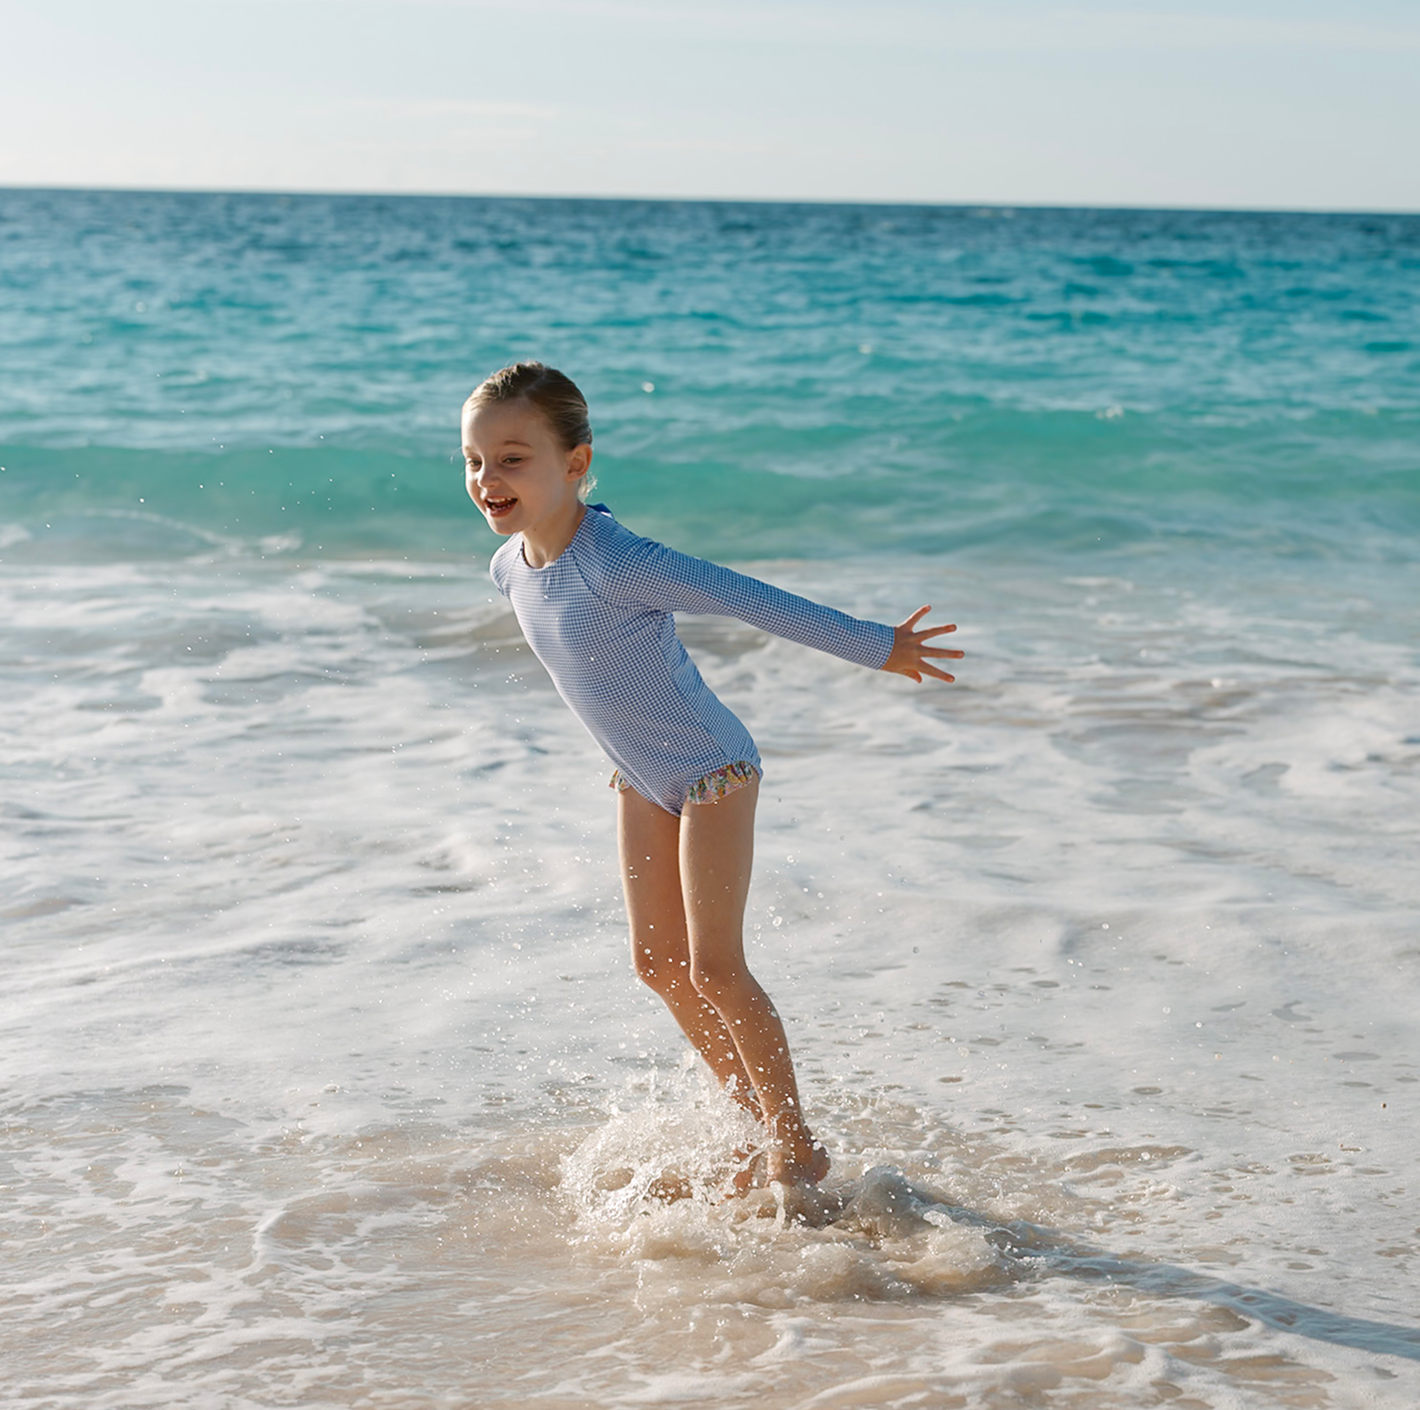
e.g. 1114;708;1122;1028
888;610;963;684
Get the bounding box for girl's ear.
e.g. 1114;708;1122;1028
567;444;593;481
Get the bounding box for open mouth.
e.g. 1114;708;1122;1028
484;496;518;516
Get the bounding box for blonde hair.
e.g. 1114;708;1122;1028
465;361;596;499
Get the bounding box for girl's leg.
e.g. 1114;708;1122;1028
678;779;828;1187
617;785;761;1116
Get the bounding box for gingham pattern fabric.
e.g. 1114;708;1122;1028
491;506;894;815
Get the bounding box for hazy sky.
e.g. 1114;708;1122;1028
4;0;1417;210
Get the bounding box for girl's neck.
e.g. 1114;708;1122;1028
520;500;586;569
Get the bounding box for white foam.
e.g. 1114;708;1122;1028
3;552;1418;1407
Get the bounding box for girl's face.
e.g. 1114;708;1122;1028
462;399;590;539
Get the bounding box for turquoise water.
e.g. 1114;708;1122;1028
3;191;1417;564
3;191;1420;1409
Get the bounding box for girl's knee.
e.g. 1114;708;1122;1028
688;953;752;1005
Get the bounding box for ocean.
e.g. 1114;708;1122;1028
2;188;1418;1408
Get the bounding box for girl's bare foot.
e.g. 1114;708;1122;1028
765;1138;830;1188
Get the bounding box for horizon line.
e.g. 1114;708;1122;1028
3;182;1417;221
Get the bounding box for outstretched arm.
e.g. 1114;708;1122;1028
606;536;896;669
881;606;962;683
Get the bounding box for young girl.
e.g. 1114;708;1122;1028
463;362;960;1189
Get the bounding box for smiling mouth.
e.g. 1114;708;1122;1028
484;496;517;515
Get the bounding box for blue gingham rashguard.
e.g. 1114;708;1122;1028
490;505;894;815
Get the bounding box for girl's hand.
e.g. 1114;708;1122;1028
881;606;962;683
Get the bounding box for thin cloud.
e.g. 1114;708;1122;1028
321;98;559;123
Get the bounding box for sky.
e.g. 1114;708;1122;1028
3;0;1418;211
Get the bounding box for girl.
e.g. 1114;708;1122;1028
463;362;960;1189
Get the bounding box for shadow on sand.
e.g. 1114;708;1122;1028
788;1166;1420;1365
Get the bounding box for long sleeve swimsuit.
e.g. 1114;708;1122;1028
490;505;894;815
